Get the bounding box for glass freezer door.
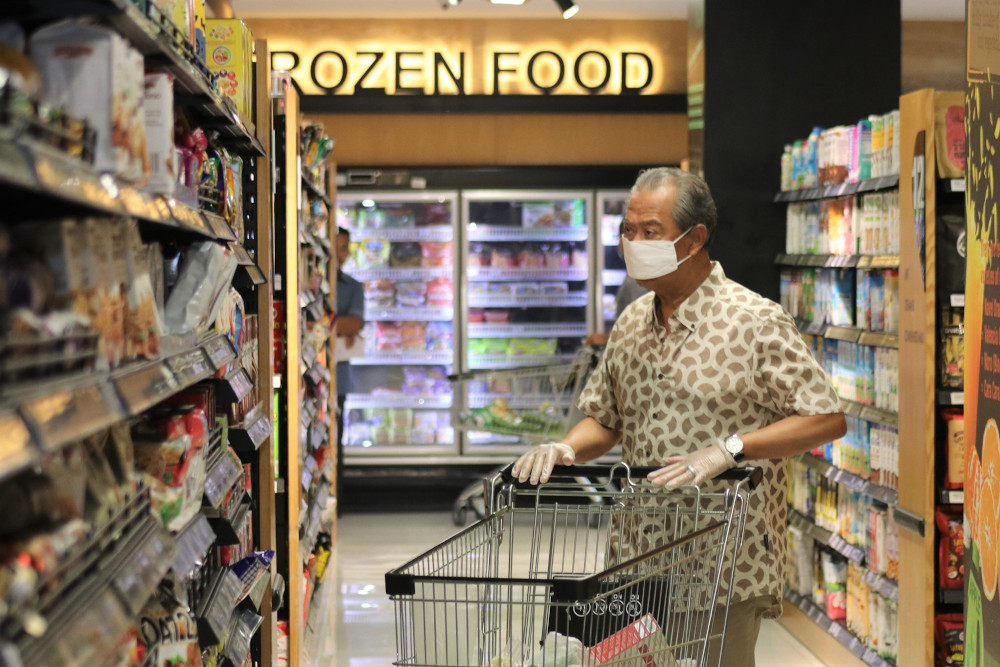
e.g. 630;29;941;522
595;190;631;333
335;191;460;459
459;189;593;455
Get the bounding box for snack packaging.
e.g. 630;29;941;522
205;19;254;120
934;91;966;179
935;507;964;588
588;615;670;665
942;409;964;488
164;241;237;335
31;21;148;181
138;594;204;667
143;73;176;195
123;222;163;359
84;219;126;368
933;614;964;667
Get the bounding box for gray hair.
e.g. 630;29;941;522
629;167;717;248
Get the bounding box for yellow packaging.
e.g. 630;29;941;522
192;0;206;61
206;18;254;120
155;0;193;48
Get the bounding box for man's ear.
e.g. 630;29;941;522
687;224;709;255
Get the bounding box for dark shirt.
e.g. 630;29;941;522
336;271;365;396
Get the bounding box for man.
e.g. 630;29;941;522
512;168;846;666
335;227;364;514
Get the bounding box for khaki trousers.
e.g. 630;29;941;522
706;595;780;667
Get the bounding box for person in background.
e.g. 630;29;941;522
335;226;364;515
584;220;649;346
512;167;846;666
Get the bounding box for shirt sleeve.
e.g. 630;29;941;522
576;315;625;431
752;312;842;417
345;280;365;320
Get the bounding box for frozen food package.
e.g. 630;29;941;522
356;238;390;268
425;322;453;351
422;203;451;225
554;200;585;227
364;279;396;308
31;21;148;180
516;245;544;268
421;242;452;267
425;277;453;306
395;281;427;308
522;202;555;228
400;321;427;350
390;242;423;268
375;322;402;350
163;241;238;335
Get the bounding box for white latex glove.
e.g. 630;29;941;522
512;442;576;484
647;441;736;489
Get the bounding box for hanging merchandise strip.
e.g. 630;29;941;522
798;453;898;506
171;513;218;581
7;333;234;470
775;254;900;269
107;516;177;616
783;589;895;667
195;567;245;647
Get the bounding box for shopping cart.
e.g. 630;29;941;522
447;347;603;525
385;462;762;667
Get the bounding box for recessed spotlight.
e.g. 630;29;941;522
554;0;578;18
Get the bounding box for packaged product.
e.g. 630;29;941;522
381;204;414;227
487;283;513;296
554;200;585;227
516;246;544;268
205;19;254;120
192;0;206;60
30;21;148;180
571;247;588;268
544;245;570;269
390;408;413;430
935;507;964;588
395;281;427;308
522;202;555;228
163;241;238;335
214;287;245;375
821;551;847;621
512;283;539;296
421;242;452;267
933;613;964;667
400;322;427;350
490;247;516;268
138;594;204;667
588;615;667;665
390;242;423;268
468;244;488;267
425;322;453;351
481;338;508;355
468;309;485;323
935;91;966;178
942;409;965;488
423;203;451;225
153;0;194;47
364;279;396;308
124;225;163;360
225;153;244;238
484;309;510;323
375;322;402;350
356;238;390;268
143;73;176;195
940;307;965;389
425;277;453;306
84;219;125;368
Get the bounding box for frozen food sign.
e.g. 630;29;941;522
270;45;661;96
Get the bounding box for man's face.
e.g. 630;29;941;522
336;234;351;268
621;186;684;242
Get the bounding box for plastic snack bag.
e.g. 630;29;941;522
164;241;237;334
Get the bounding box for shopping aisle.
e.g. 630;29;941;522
321;512;828;666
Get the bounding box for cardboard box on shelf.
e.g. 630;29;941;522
143;73;176;195
31;21;149;181
206;18;254;121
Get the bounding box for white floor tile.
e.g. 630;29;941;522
323;512;828;666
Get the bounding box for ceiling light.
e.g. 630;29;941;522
554;0;578;18
491;0;526;4
442;0;460;7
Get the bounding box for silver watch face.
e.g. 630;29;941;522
725;434;743;457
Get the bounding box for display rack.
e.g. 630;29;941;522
0;5;277;664
272;81;338;666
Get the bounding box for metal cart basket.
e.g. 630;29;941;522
386;463;762;667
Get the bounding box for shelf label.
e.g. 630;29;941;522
203;335;237;370
248;415;272;448
114;362;179;414
226;370;254;402
951;293;966;307
0;411;34;478
21;384;122;451
205;213;236;241
167;348;212;386
166;199;211;235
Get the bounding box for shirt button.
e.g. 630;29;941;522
653;412;660;419
658;374;664;380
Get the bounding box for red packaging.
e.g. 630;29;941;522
934;613;964;666
936;507;964;588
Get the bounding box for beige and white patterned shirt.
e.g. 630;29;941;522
577;262;841;607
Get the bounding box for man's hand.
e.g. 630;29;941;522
512;442;576;484
647;441;736;489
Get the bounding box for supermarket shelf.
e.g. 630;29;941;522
603;269;628;285
788;508;866;563
196;567;244;646
467;393;569;409
204;449;244;510
229;404;272;461
861;568;899;602
302;173;332;207
777;254;899;269
350;351;454;365
467;267;588;281
468;353;578;369
207;493;252;546
799;453;898;506
0;138;244;242
300;231;331;260
468;292;588;308
365;306;455;321
773;174;900;202
939;588;964;605
348;226;453;242
937;390;965;406
466;224;588;242
467;323;588;338
7;333;233;460
231;244;268;286
306;362;332;387
343;445;459;458
107;514;176;615
840;399;899;428
939;488;965;505
350;267;453;281
783;590;894;667
345;394;452;410
940;178;966;193
809;324;899;348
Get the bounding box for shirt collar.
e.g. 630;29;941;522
651;262;726;333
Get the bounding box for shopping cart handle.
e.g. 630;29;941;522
500;462;763;490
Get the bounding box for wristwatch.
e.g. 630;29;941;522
723;433;746;463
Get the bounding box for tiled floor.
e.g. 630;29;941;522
321;512;827;666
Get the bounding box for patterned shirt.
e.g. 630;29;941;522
577;262;841;606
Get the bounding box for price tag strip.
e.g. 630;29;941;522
167;347;213;387
203;335;237;371
21;384;124;453
113;362;179;415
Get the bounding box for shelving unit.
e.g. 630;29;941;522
0;5;277;664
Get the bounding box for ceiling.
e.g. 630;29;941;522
234;0;964;21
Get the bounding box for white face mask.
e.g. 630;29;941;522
622;228;692;280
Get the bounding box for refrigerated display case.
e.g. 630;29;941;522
459;190;594;454
335;192;460;459
595;190;631;332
